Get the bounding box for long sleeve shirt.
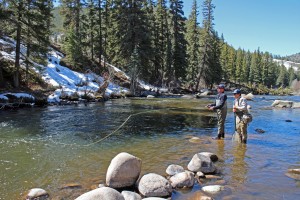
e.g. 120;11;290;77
210;93;227;110
233;97;248;115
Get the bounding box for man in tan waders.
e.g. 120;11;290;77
233;89;249;144
207;84;227;139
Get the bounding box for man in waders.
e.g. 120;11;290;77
233;89;249;144
207;84;227;139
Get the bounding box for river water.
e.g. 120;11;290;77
0;95;300;199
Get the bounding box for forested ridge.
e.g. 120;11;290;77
0;0;299;94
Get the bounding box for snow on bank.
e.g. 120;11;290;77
0;37;133;103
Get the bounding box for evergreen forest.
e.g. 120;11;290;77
1;0;299;94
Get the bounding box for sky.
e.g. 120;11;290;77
182;0;300;56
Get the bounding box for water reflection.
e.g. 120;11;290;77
230;144;248;187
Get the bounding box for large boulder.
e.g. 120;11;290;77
187;153;216;174
169;171;195;188
106;152;142;189
138;173;172;197
75;187;124;200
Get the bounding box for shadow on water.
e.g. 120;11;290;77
1;96;300;199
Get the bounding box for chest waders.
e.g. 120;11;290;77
216;99;227;138
234;98;248;143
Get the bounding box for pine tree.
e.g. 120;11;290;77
153;0;168;86
235;48;244;84
60;0;83;65
185;0;200;86
1;0;52;87
276;64;288;87
111;0;152;82
196;0;216;89
169;0;187;83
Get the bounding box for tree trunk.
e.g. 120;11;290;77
14;3;22;88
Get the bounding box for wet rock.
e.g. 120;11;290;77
196;171;205;178
285;168;300;180
201;185;224;194
285;119;292;122
271;100;293;108
255;129;265;134
166;164;185;176
186;191;213;200
138;173;172;197
199;152;219;162
169;171;195;188
121;191;142;200
26;188;49;200
205;175;222;180
242;93;254;100
189;137;202;143
75;187;124;200
59;183;82;190
106;152;142;189
187;153;216;174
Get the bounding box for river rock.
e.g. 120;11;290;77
26;188;49;200
242;93;254;100
187;153;216;174
186;191;213;200
285;168;300;180
189;137;202;143
75;187;124;200
201;185;224;194
121;191;142;200
106;152;142;188
169;171;195;188
293;102;300;108
271;100;293;108
138;173;172;197
199;152;219;162
166;164;185;176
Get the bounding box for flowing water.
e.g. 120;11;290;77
0;95;300;200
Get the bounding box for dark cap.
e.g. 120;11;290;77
233;89;241;94
217;84;225;89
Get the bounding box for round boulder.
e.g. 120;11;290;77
75;187;124;200
138;173;172;197
169;171;195;188
106;152;142;188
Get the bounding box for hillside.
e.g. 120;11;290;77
285;53;300;63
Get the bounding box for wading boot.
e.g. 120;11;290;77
212;134;222;140
221;133;225;138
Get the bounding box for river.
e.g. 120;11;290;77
0;95;300;199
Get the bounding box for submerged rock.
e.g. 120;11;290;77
26;188;49;200
201;185;224;194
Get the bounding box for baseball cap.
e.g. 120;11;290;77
233;89;241;94
217;84;225;89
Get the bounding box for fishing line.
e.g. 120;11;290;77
47;109;160;148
